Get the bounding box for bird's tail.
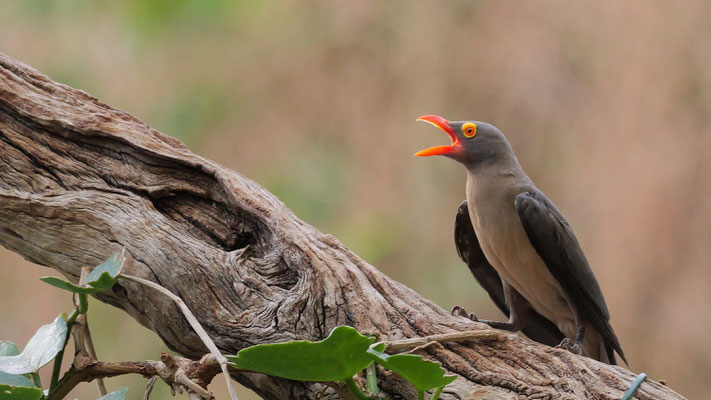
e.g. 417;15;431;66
584;327;624;365
600;338;616;365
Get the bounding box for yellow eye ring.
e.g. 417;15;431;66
462;122;477;138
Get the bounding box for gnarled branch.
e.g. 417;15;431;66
0;52;683;399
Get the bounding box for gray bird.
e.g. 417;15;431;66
416;115;626;365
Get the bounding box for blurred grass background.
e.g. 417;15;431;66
1;0;709;398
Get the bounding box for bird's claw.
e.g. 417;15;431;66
556;338;583;355
451;305;479;321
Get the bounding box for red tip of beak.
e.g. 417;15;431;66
415;115;460;157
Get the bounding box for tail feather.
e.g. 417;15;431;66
599;339;616;365
583;326;626;365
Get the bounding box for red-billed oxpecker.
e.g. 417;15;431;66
415;115;626;365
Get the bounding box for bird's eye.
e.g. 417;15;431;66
462;122;477;138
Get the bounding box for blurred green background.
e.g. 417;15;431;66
1;0;710;398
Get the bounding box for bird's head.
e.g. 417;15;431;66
415;115;514;169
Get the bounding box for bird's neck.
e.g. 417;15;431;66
465;161;532;205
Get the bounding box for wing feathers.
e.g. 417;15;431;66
514;191;626;364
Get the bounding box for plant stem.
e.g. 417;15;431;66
345;378;371;400
49;309;80;391
66;305;80;326
417;390;425;400
30;372;41;388
50;267;91;393
77;293;88;314
430;386;444;400
366;363;378;394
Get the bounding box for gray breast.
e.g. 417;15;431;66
465;172;575;333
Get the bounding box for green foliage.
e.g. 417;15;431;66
8;247;458;398
47;252;124;391
0;252;126;399
97;386;129;400
0;316;67;375
0;371;35;389
228;326;457;399
0;340;43;399
40;251;124;294
85;252;124;288
39;276;102;294
227;326;384;382
0;342;20;356
0;328;60;399
0;385;44;400
367;348;457;392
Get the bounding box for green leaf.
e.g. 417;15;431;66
0;384;43;400
0;342;41;391
0;342;20;357
0;316;68;375
40;276;102;294
0;372;36;388
367;348;457;392
97;386;128;400
86;251;124;289
0;342;43;399
40;251;125;294
226;326;382;382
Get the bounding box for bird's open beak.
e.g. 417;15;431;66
415;115;460;157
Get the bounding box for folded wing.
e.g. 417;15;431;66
514;191;626;365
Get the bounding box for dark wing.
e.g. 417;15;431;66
455;201;565;347
515;191;626;365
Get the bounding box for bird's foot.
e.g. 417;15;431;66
452;306;522;331
451;305;478;321
556;338;583;355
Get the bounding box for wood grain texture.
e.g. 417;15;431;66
0;52;683;400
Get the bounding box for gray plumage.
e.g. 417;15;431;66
417;116;626;365
455;201;565;347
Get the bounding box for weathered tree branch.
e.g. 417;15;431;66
51;352;220;400
0;52;683;399
48;312;221;400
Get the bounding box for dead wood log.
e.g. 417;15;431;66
0;52;683;399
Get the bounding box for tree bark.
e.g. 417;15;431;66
0;52;683;400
